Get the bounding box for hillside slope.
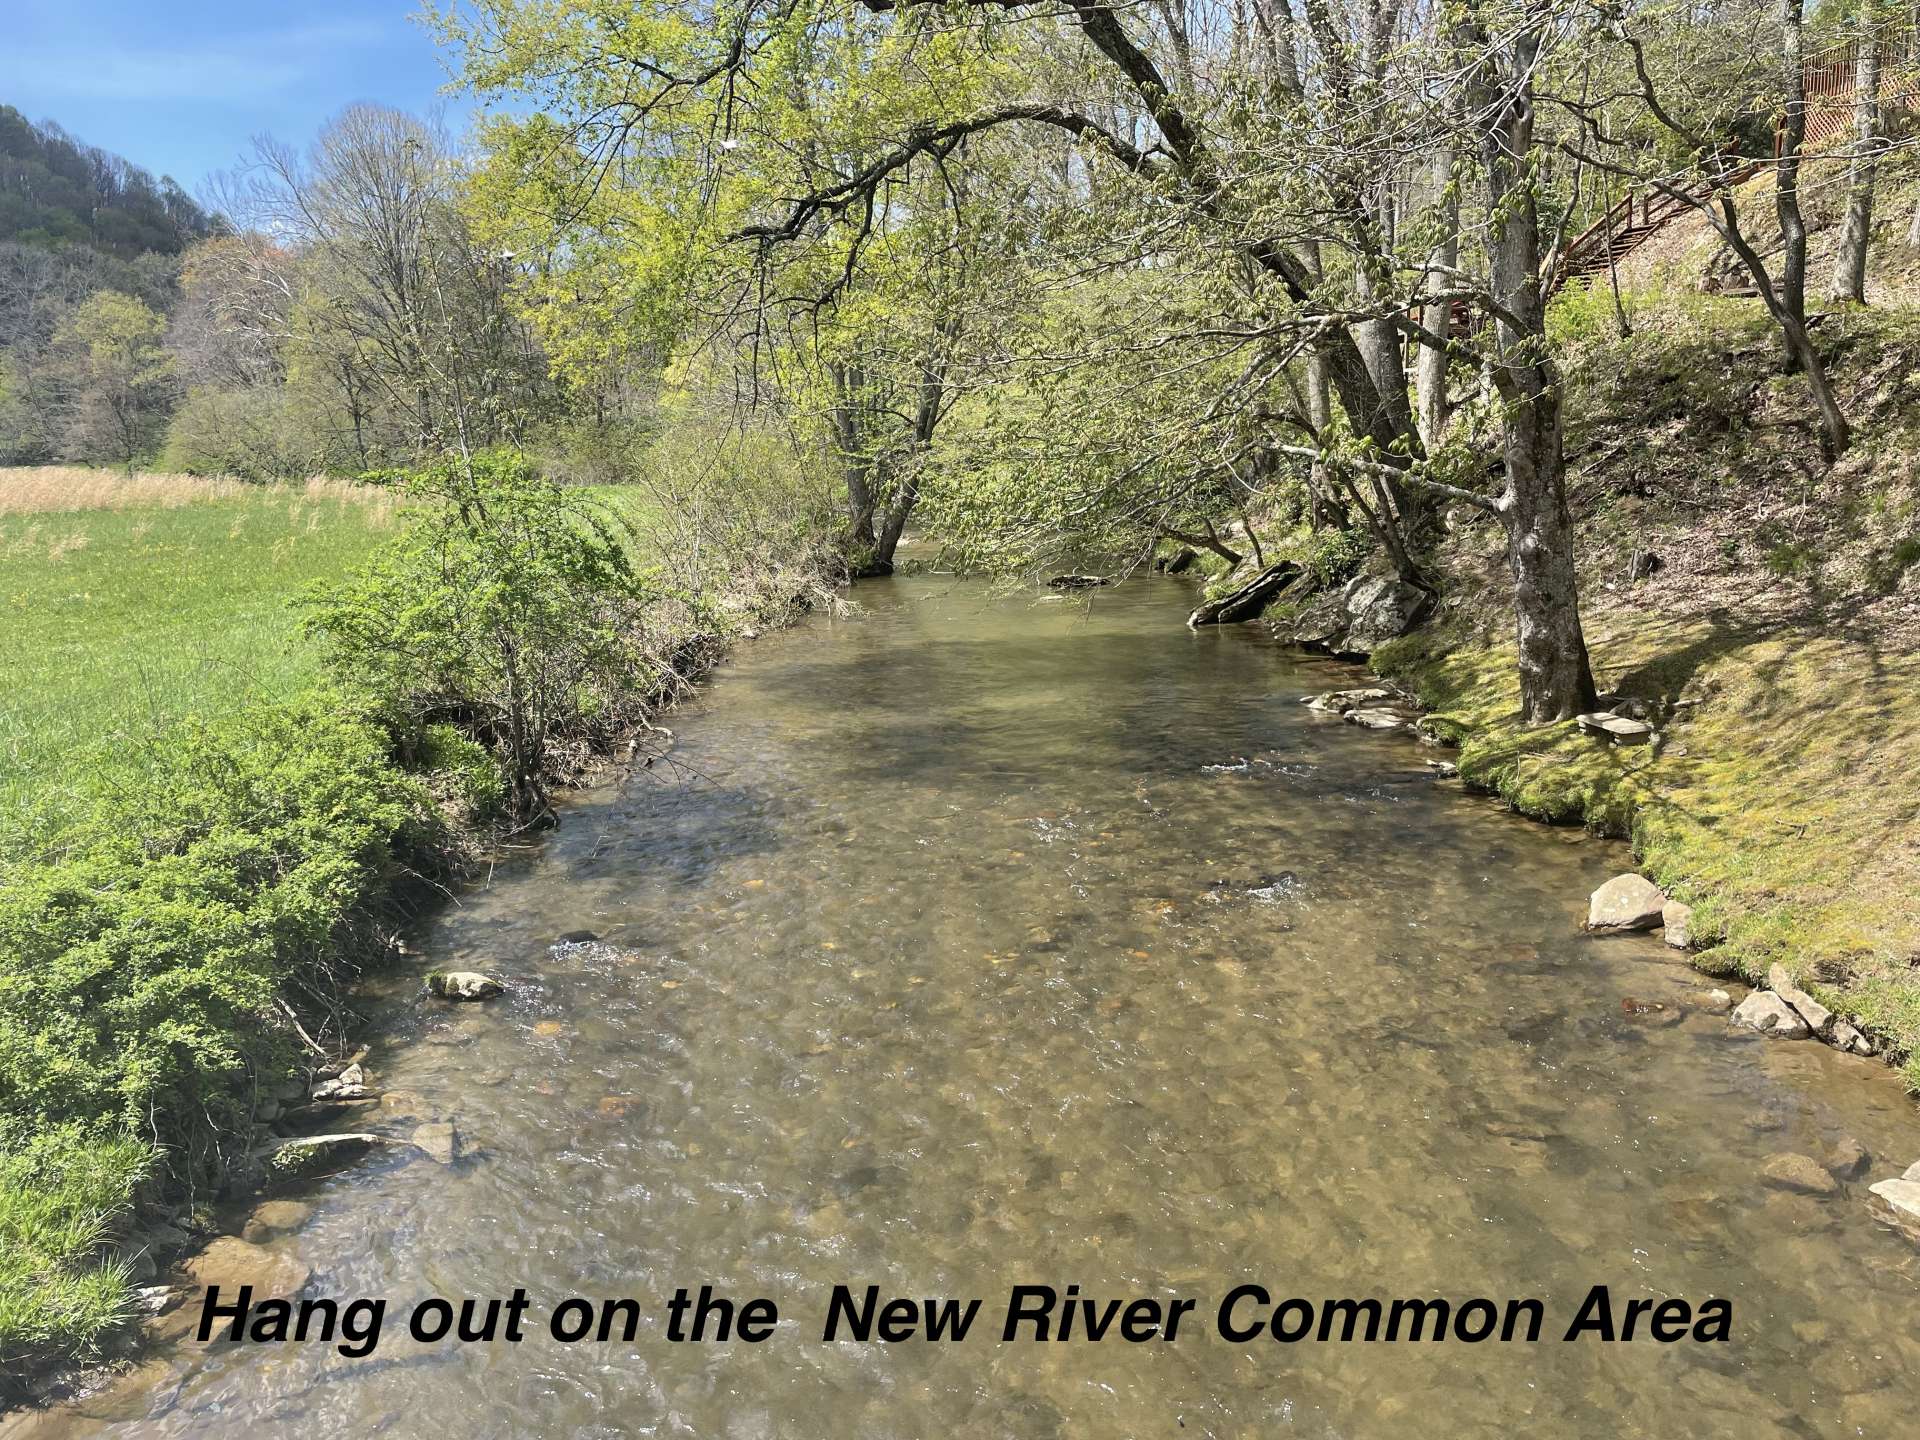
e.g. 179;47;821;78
1373;163;1920;1086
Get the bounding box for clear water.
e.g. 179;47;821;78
29;578;1920;1439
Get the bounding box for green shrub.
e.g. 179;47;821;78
415;722;508;820
0;698;430;1159
304;449;678;820
160;386;314;480
1301;527;1370;587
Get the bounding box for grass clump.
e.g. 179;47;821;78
0;1129;150;1373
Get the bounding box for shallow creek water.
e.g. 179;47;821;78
39;577;1920;1438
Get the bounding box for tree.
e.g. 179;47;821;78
226;106;551;468
1600;1;1853;457
1829;7;1887;303
442;0;1616;720
55;290;174;469
1454;1;1599;720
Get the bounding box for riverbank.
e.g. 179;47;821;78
1368;284;1920;1092
11;574;1919;1439
0;459;838;1393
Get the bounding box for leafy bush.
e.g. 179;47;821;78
414;722;509;821
304;449;673;821
160;386;314;480
1301;526;1370;587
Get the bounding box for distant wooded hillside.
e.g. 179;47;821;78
0;104;216;260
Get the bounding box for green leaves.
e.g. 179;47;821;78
0;698;428;1144
303;449;677;817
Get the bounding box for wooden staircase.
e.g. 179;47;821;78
1539;33;1918;304
1548;161;1764;298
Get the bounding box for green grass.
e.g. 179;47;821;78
0;474;408;1383
0;484;400;824
0;1128;149;1372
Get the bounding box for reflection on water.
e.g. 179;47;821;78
36;578;1920;1438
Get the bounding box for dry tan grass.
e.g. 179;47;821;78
0;466;387;516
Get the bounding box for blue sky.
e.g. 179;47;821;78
2;1;463;195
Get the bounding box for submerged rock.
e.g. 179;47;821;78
268;1133;383;1181
1730;991;1811;1039
181;1237;312;1299
1345;707;1410;731
555;929;600;945
1824;1137;1872;1181
1698;988;1735;1013
241;1199;314;1243
1586;874;1666;931
1303;687;1394;713
411;1120;461;1166
1761;1153;1840;1196
1766;964;1833;1038
427;971;504;1001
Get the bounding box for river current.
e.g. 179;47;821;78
32;577;1920;1438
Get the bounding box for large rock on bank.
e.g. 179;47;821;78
181;1237;312;1299
1730;992;1811;1039
1288;574;1434;656
1188;561;1302;626
1767;964;1833;1038
1868;1178;1920;1228
1586;874;1666;931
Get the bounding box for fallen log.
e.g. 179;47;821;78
1187;561;1302;626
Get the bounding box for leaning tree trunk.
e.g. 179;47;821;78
1468;18;1599;723
1829;26;1881;304
864;346;951;575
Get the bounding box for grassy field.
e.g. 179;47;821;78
0;468;401;822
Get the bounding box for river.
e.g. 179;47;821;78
34;577;1920;1438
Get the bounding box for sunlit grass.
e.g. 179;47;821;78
0;1128;149;1374
0;471;401;822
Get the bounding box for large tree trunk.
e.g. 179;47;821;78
1469;21;1599;723
1503;412;1598;723
829;360;882;566
1829;27;1881;303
